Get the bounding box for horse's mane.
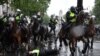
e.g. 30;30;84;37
76;11;85;25
89;18;94;25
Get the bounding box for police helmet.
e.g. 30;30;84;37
70;6;76;12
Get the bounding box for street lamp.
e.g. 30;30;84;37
77;0;83;13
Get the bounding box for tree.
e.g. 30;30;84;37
93;0;100;24
11;0;51;15
0;0;8;5
43;13;50;25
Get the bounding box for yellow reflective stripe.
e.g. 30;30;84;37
29;49;40;56
16;16;19;20
16;16;20;23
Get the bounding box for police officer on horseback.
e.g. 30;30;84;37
37;12;43;24
66;6;77;24
64;6;77;30
15;9;22;26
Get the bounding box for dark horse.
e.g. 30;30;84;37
82;16;96;54
58;11;96;56
69;12;96;56
30;16;49;46
0;17;6;38
1;16;30;53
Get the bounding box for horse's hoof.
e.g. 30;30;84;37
59;44;62;47
65;44;68;47
73;48;75;52
82;50;85;54
59;47;62;50
71;52;74;56
90;47;93;49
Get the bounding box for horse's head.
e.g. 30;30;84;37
88;15;95;25
7;17;16;28
77;11;85;25
85;15;96;37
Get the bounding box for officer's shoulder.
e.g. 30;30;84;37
66;11;70;15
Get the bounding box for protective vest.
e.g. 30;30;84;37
29;49;40;56
69;11;76;23
16;16;20;23
3;17;7;22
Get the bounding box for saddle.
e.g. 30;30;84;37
62;22;73;32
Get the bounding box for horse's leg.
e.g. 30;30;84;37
37;34;40;41
59;37;62;47
91;37;94;49
44;33;47;41
54;28;56;35
72;38;76;52
82;38;89;54
40;35;44;42
69;40;75;56
69;40;72;52
18;36;22;50
33;35;37;46
69;37;76;56
63;38;68;46
49;28;52;33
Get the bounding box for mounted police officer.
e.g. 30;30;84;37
66;6;77;24
2;12;8;23
15;9;22;26
37;12;43;24
63;6;77;31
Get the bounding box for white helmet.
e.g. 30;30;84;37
17;9;21;12
32;15;37;19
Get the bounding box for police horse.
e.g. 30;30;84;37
30;14;50;46
58;11;96;56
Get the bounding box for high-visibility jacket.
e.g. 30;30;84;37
3;17;7;22
16;16;20;23
69;11;76;23
29;49;40;56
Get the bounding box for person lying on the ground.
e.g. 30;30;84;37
28;48;59;56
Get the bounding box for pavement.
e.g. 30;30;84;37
51;24;100;56
53;39;100;56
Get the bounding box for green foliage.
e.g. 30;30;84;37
43;13;50;25
93;0;100;24
11;0;51;15
0;0;8;5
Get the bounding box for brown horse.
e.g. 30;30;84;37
58;11;96;56
58;11;85;48
9;17;29;49
69;13;96;55
82;16;96;54
58;25;68;47
0;17;23;52
10;20;22;48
